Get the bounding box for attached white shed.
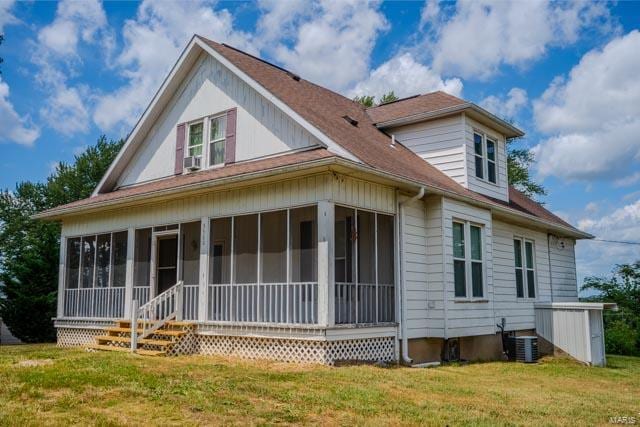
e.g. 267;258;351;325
534;302;617;367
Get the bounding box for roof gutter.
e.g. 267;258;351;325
374;103;524;139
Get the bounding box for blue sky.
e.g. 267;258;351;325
1;0;639;287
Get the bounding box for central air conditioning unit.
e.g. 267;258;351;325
507;336;539;363
183;156;201;171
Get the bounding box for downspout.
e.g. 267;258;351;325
398;186;425;365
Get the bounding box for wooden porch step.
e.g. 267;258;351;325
105;327;187;337
96;335;173;347
87;344;166;357
165;321;195;327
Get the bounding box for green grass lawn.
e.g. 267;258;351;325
0;345;638;426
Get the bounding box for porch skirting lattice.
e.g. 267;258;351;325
56;325;395;364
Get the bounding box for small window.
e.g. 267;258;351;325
188;122;203;157
209;115;226;166
514;238;536;298
452;221;484;298
473;132;498;184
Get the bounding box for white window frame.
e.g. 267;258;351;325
186;121;205;159
473;131;498;185
208;114;226;167
514;237;536;299
452;220;486;300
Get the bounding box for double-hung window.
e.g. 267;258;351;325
453;221;484;298
514;238;536;298
188;122;204;157
473;132;497;184
209;115;226;166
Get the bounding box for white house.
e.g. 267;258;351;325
36;36;595;365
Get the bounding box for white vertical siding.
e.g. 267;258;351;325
391;115;467;187
463;115;509;202
62;174;395;237
548;237;579;301
442;198;495;337
118;54;321;187
492;220;552;331
424;196;445;337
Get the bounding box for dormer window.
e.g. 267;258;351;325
473;132;497;184
188;122;204;157
209;115;226;166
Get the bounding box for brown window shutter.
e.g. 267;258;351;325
225;108;237;164
175;123;186;174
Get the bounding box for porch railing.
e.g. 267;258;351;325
335;282;395;325
131;281;184;348
206;282;318;325
63;288;125;319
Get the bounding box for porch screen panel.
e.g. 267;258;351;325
357;210;376;323
65;237;81;289
260;210;287;283
233;214;258;322
210;218;231;284
134;228;151;287
95;234;111;288
81;236;96;289
334;206;355;324
111;231;127;287
289;206;318;324
377;214;395;322
180;221;201;286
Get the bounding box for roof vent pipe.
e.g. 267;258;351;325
390;134;396;148
398;186;425;365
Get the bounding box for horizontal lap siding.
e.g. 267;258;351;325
464;116;509;202
391;116;467;187
492;220;552;331
549;238;579;301
442;198;495;337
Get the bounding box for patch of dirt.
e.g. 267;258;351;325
17;358;54;367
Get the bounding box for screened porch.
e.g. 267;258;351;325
59;203;396;327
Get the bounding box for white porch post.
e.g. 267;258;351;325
317;201;334;327
198;217;210;322
56;235;67;318
124;227;135;316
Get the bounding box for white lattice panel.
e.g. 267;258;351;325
195;335;395;365
57;327;102;347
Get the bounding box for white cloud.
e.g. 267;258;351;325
419;0;440;30
584;202;599;215
428;0;616;80
39;84;90;135
0;0;18;33
532;30;640;181
350;52;462;99
264;0;389;92
614;172;640;188
256;0;308;46
0;77;40;145
479;87;528;120
576;199;640;282
93;0;254;131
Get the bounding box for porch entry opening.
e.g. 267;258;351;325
156;235;178;294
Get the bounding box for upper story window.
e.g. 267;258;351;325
188;122;204;157
474;132;497;184
209;115;226;166
453;221;484;299
514;238;536;298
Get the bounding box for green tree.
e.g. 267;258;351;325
0;136;124;342
507;139;546;199
379;91;398;104
582;262;640;356
353;91;399;107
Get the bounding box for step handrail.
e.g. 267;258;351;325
130;281;184;352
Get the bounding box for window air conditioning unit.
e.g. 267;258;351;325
183;156;201;171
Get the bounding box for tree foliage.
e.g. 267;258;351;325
582;261;640;356
507;138;546;199
353;91;398;108
0;136;124;342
